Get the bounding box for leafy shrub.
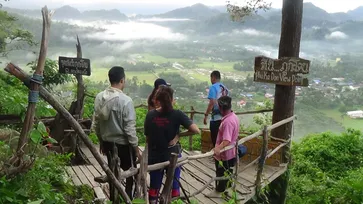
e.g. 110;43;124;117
287;129;363;204
0;142;94;203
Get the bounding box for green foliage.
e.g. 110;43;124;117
0;148;95;203
0;71;56;118
30;121;57;145
28;58;73;88
0;10;35;57
287;129;363;203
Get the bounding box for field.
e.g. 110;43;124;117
89;54;253;84
320;109;363;131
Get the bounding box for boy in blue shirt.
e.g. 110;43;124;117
203;70;229;147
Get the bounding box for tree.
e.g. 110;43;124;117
28;58;73;88
0;9;35;58
227;0;271;21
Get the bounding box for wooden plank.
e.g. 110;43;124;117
86;164;102;178
72;166;92;187
94;186;107;200
180;169;219;204
185;151;255;200
80;165;100;187
66;166;82;186
182;163;225;203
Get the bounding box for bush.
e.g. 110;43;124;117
287;129;363;204
0;144;94;203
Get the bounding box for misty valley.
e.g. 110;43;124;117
0;1;363;204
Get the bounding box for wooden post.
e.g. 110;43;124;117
136;144;149;203
13;6;51;165
160;153;178;204
72;36;87;164
255;126;268;197
74;35;85;117
189;106;195;151
3;64;132;204
270;0;303;202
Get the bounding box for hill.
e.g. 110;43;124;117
3;5;129;21
82;9;128;21
155;3;220;20
348;6;363;20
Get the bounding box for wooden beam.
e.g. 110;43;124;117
270;0;304;203
255;126;268;197
3;64;132;204
160;153;178;204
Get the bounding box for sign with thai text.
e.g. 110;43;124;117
254;56;310;86
58;56;91;76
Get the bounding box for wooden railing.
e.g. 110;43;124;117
134;104;273;151
108;114;295;203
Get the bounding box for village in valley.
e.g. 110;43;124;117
1;0;363;203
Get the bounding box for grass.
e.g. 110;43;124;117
320;109;363;131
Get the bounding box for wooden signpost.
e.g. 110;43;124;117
58;56;91;76
254;55;310;86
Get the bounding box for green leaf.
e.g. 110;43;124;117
28;199;44;204
30;129;42;143
46;137;58;144
37;121;47;136
132;199;146;204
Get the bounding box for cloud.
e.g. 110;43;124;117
93;41;135;53
49;52;77;60
61;35;77;42
325;31;348;40
137;18;193;22
220;28;276;38
25;52;37;61
64;19;187;42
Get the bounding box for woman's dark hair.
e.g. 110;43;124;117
155;86;174;112
147;88;158;109
218;96;232;111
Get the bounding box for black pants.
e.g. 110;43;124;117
210;120;222;188
215;158;236;192
103;142;136;200
210;120;222;147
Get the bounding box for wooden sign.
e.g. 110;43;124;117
254;56;310;86
58;56;91;76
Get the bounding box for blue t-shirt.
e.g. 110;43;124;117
208;82;229;121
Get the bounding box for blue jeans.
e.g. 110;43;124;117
148;144;182;202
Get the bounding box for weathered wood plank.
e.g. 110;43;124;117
86;164;102;178
179;169;219;204
94;186;107;200
80;165;100;187
66;166;82;186
72;166;92;187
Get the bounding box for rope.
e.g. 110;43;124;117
30;73;44;85
28;90;40;103
27;74;44;103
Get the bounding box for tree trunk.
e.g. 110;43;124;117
269;0;303;203
13;6;51;165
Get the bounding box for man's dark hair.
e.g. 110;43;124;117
108;66;125;85
211;70;221;80
218;96;232;111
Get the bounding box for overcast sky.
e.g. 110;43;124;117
3;0;363;13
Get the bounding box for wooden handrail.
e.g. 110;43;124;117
116;115;296;179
